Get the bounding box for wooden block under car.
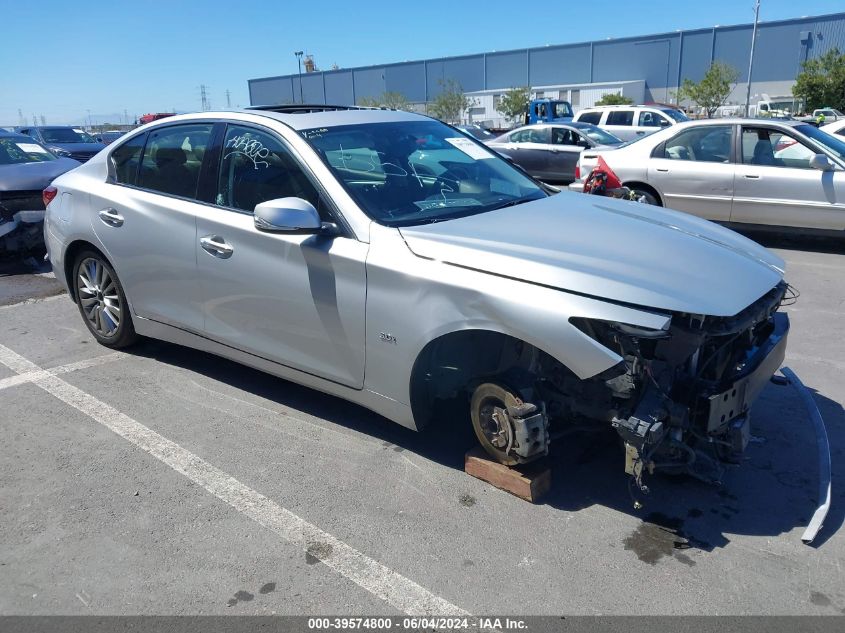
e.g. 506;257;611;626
464;446;551;503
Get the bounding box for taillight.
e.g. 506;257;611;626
43;186;58;207
574;164;580;180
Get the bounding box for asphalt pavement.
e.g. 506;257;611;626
0;233;843;616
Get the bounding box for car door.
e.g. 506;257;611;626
545;127;584;182
732;125;845;230
87;122;216;331
195;123;367;388
493;128;550;179
647;124;735;221
601;109;636;141
637;110;671;138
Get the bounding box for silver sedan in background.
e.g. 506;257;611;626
570;118;845;234
489;122;623;183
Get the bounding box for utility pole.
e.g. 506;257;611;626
18;109;24;126
200;84;210;111
295;51;304;103
40;115;46;126
124;109;128;124
225;89;232;108
744;0;761;117
86;109;92;129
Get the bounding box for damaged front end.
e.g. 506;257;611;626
0;191;47;255
546;282;791;496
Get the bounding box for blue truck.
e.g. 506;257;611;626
525;99;574;125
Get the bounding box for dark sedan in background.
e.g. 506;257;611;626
0;130;79;254
488;122;623;183
14;125;105;163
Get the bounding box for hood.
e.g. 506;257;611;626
0;157;81;191
398;193;785;317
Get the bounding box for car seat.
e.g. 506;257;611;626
154;147;194;197
751;140;776;166
666;145;690;160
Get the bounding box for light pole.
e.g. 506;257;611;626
745;0;761;117
294;51;304;104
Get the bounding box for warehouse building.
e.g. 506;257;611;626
248;11;845;126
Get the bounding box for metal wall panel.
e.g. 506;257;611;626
324;71;355;105
713;27;752;81
385;63;426;101
485;50;528;90
443;55;485;92
529;44;591;86
299;74;325;103
352;67;386;101
678;30;713;84
593;36;680;93
249;77;294;105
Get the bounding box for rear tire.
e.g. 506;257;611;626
629;187;660;206
72;250;138;348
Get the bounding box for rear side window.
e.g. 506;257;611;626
138;124;213;199
577;111;601;125
111;134;146;186
606;110;634;126
216;124;320;214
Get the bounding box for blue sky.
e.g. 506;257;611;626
3;0;843;125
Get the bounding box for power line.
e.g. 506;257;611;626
225;89;232;108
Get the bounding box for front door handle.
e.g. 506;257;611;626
744;174;761;179
98;208;124;227
200;235;234;259
656;168;669;172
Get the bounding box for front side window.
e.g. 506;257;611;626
216;125;319;213
639;111;669;127
302;120;546;227
664;126;732;162
606;110;634;126
137;124;212;199
553;102;574;118
552;128;578;145
111;134;146;186
0;137;57;164
39;128;97;144
741;127;816;169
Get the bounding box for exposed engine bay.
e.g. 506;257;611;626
466;282;792;497
0;191;46;255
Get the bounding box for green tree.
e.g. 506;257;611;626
595;93;633;106
356;91;412;111
677;61;740;117
497;86;531;123
792;48;845;112
427;79;473;123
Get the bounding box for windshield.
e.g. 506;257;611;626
40;127;97;144
0;137;57;164
302;120;547;227
579;125;622;145
554;102;573;118
662;109;690;122
798;123;845;162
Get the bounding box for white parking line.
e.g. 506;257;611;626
0;342;468;616
0;352;125;392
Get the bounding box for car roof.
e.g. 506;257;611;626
0;129;41;142
672;117;808;128
127;106;429;134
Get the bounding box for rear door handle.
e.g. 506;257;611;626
744;174;760;179
200;235;234;259
656;168;669;172
98;208;124;227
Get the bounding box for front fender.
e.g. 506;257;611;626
364;224;669;407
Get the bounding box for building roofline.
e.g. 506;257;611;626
248;10;845;85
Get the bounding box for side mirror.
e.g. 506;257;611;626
809;154;834;172
659;119;671;127
254;197;322;233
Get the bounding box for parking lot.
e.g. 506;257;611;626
0;232;843;616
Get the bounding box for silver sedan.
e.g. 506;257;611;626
489;122;622;183
570;118;845;234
